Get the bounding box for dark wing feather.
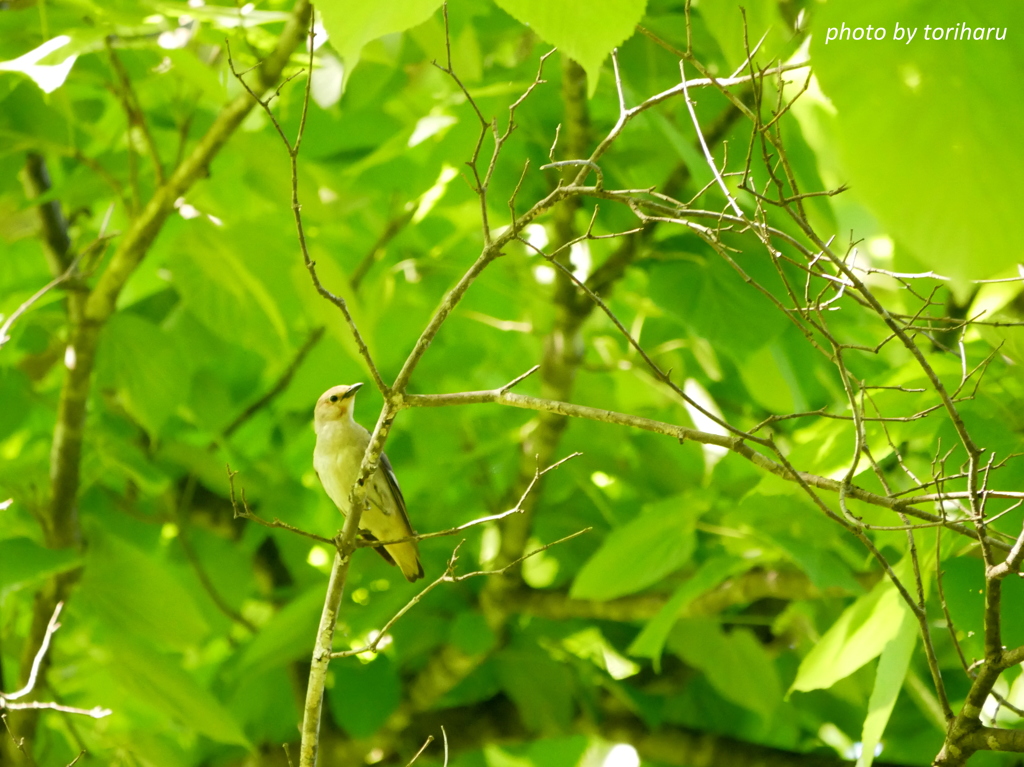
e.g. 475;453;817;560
379;451;416;534
360;530;397;565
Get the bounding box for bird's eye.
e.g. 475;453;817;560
329;395;339;403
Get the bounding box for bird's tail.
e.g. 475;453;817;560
387;540;425;582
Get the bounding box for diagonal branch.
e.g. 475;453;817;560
16;0;314;748
401;388;1009;551
223;326;325;438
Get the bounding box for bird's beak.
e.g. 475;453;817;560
342;383;363;400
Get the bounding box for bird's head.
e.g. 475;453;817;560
314;383;363;432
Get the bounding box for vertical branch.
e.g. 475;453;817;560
10;0;313;756
227;27;386;395
492;56;591;571
9;153;87;752
226;19;377;765
106;39;166;187
298;552;351;767
20;154;73;276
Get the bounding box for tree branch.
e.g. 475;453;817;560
400;388;1009;550
223;326;325;438
15;0;314;750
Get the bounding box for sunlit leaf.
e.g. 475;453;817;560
493;0;646;95
857;606;917;767
810;0;1024;287
318;0;443;81
76;529;210;651
570;495;706;601
0;537;80;594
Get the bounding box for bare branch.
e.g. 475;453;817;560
405;735;434;766
228;466;336;547
226;31;387;395
357;452;580;550
3;603;63;702
335;527;590;668
223;326;325;438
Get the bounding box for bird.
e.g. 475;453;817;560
313;383;424;582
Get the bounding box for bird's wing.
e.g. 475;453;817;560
379;451;416;534
360;530;398;566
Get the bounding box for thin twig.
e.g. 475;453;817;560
333;528;591;659
357;452;580;549
223;326;325;437
405;735;434;766
226;37;387;394
4;604;63;701
227;466;336;546
0;228;114;349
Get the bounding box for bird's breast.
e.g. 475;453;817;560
313;431;366;514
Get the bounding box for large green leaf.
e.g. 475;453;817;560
792;532;942;695
810;0;1024;287
0;537;80;594
699;0;792;70
790;572;904;693
96;313;191;437
110;636;251;748
570;495;706;600
495;648;575;733
628;555;751;669
0;367;30;439
94;433;171;495
76;529;210;651
168;229;290;361
493;0;646;95
940;555;1024;662
318;0;443;80
236;585;325;672
328;655;401;738
668;619;784;721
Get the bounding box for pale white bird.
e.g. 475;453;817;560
313;383;424;582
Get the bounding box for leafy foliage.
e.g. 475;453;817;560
2;1;1024;766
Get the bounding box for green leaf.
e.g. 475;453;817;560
736;481;863;593
0;367;30;439
526;736;589;767
569;493;704;602
737;341;808;415
236;586;324;672
449;610;498;655
0;537;80;594
646;250;787;359
570;495;706;600
791;539;936;696
698;1;791;70
493;0;647;95
169;231;290;361
628;555;750;669
94;433;171;495
810;0;1024;287
318;0;443;80
76;529;210;651
328;656;401;737
940;555;1024;661
110;636;251;748
96;313;190;437
857;605;917;767
495;648;574;733
789;575;904;694
668;619;784;721
228;667;301;744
